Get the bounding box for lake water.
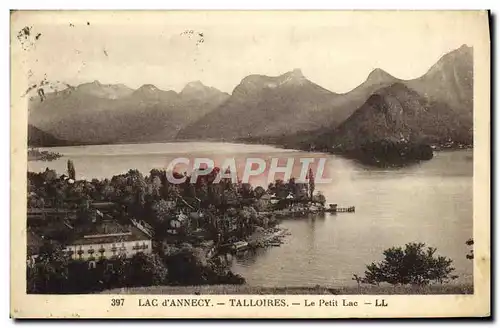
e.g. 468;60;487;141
28;142;473;287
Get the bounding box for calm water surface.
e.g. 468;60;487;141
29;142;473;287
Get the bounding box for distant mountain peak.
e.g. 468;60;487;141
186;80;204;87
284;68;304;78
139;83;158;89
421;43;473;83
277;68;307;86
63;80;134;99
76;80;101;89
236;69;309;92
129;84;171;100
366;68;396;84
435;44;473;63
180;81;230;101
181;80;207;93
136;84;160;93
450;44;473;55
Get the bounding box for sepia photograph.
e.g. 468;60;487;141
10;10;490;318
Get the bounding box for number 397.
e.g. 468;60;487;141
111;298;125;306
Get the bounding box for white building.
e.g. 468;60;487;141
64;220;152;266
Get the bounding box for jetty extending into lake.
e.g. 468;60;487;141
258;203;356;218
325;204;356;213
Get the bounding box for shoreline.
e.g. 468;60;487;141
28;139;472;169
27;138;473;170
101;283;473;295
28;138;474;152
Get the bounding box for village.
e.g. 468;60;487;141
26;160;354;293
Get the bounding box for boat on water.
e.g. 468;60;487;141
232;241;249;252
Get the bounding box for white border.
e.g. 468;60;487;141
3;1;497;327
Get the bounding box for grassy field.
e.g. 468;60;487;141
102;284;473;295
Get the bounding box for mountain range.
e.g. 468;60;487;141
29;80;230;144
310;83;472;151
28;44;473;151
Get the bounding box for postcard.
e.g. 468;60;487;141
10;10;490;318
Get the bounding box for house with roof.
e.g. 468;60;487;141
64;219;152;268
27;208;77;226
270;193;280;205
86;201;124;222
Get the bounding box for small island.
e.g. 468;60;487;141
28;148;63;162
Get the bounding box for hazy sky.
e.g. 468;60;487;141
12;11;484;94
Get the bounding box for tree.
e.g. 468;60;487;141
254;186;266;199
307;168;315;200
125;253;168;286
313;191;326;206
352;274;362;293
42;168;58;183
359;242;458;287
269;179;288;199
237;206;257;237
223;188;240;208
164;244;206;285
27;241;70;293
151;199;175;232
67;160;76;180
240;183;254;199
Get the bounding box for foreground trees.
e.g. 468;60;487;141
359;242;458;287
27;165;323;293
27;242;69;293
27;243;245;294
27;250;170;294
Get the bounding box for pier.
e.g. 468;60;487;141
258;203;356;216
325;204;356;213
